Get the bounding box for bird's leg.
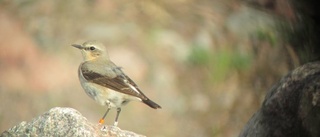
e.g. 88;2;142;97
99;107;111;125
113;108;121;126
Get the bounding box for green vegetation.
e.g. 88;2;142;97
188;46;252;83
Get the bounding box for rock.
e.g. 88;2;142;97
1;107;145;137
239;61;320;137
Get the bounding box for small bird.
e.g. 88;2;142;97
72;40;161;126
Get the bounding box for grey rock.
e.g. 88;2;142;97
1;107;145;137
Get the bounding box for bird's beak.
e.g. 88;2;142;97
72;44;84;49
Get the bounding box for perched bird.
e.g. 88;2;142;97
72;40;161;126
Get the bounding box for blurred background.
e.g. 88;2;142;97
0;0;319;136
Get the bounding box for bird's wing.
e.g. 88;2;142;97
81;63;148;100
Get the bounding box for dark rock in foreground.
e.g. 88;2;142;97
239;61;320;137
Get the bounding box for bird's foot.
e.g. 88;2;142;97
113;121;118;127
98;119;105;125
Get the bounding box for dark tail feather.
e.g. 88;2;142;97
143;99;161;109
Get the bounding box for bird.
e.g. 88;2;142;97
72;40;161;126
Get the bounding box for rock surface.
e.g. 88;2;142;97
1;107;145;137
239;61;320;137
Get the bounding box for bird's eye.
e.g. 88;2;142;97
89;46;95;50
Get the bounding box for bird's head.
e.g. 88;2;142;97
72;40;108;61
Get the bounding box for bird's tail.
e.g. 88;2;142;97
143;99;161;109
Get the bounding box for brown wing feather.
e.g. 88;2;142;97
81;68;148;100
